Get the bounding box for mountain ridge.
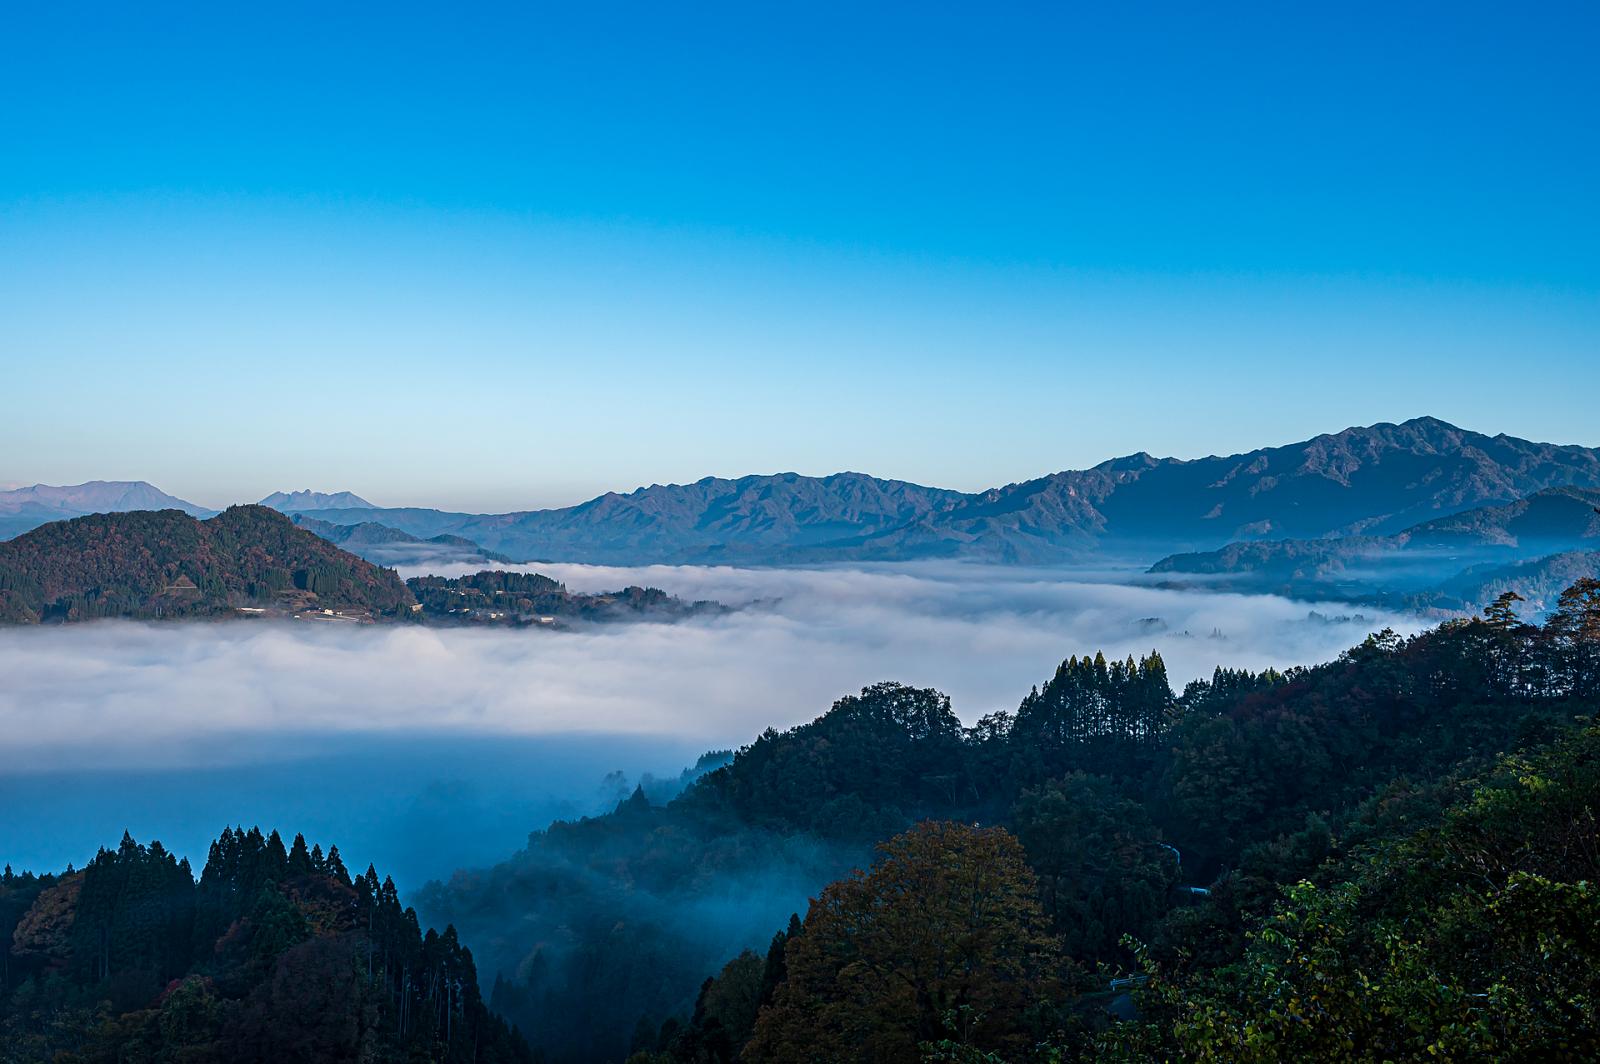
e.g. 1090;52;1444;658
280;418;1600;565
9;419;1600;566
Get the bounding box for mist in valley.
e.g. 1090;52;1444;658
1;558;1423;1054
0;562;1415;877
0;558;1518;1060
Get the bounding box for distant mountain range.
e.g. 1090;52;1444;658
0;480;212;539
0;484;375;542
8;419;1600;593
259;417;1600;567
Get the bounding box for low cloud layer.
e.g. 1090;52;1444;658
0;562;1419;772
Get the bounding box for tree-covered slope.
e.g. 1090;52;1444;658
420;580;1600;1063
0;505;416;623
0;827;532;1063
1104;721;1600;1062
621;581;1600;1064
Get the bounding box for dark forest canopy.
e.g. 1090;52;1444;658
0;826;531;1063
415;580;1600;1064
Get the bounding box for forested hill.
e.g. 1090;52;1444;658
0;508;721;627
0;826;532;1062
282;418;1600;565
406;570;726;627
0;505;416;623
416;579;1600;1063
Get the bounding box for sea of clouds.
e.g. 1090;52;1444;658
0;562;1420;772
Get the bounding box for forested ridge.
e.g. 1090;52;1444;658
0;509;717;628
417;580;1600;1063
0;506;415;623
0;827;531;1062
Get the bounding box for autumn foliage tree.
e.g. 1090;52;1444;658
744;822;1065;1064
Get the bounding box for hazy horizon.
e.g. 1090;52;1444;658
6;413;1598;515
5;6;1597;510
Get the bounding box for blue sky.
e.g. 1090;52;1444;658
2;2;1596;511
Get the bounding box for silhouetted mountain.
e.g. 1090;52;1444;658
0;480;213;539
259;488;375;510
291;419;1600;564
0;505;415;624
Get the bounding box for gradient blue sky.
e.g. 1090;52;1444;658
3;2;1597;511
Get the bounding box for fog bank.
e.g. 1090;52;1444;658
1;563;1418;771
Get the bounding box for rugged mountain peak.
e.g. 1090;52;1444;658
259;489;375;510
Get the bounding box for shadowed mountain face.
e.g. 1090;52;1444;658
1150;485;1600;611
1402;485;1600;550
286;419;1600;565
1153;486;1600;575
0;481;213;539
1001;419;1600;553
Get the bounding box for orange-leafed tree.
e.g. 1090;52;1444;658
744;821;1066;1064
